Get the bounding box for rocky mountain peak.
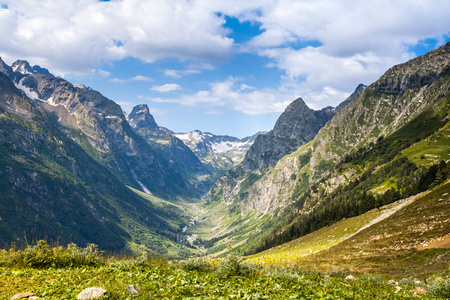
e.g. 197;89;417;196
11;60;52;76
335;83;367;112
127;104;158;129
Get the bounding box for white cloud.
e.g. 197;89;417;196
98;69;110;78
144;76;293;115
1;0;449;111
164;63;215;78
151;83;181;93
0;0;233;75
236;0;450;108
111;75;153;84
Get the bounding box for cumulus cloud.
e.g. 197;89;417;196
237;0;450;108
151;83;182;93
0;0;233;75
145;76;292;115
1;0;449;111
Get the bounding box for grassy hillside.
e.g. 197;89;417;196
249;180;450;278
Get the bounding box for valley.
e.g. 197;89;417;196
0;41;449;299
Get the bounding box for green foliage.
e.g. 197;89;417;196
0;240;443;299
217;254;259;278
328;267;346;278
0;240;101;268
427;277;450;298
180;257;214;273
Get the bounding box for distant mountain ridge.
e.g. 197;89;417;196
175;130;261;172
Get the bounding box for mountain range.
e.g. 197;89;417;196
175;130;261;173
0;42;449;267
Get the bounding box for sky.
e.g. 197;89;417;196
0;0;449;138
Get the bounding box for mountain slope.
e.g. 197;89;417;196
1;60;208;199
249;181;450;277
0;59;199;256
198;42;450;256
126;104;211;193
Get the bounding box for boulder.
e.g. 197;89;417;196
76;287;107;300
10;292;34;299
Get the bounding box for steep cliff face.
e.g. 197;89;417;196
207;84;364;212
0;64;208;199
126;104;211;191
242;98;322;172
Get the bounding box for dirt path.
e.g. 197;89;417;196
357;193;422;234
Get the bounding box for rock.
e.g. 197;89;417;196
411;287;427;295
345;275;357;280
388;279;398;285
10;292;34;300
76;287;107;300
414;280;422;285
194;285;204;289
126;285;139;294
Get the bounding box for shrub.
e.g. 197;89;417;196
0;240;102;268
328;267;346;278
398;277;416;288
180;258;214;273
217;254;258;278
427;277;450;298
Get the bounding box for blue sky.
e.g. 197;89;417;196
0;1;449;137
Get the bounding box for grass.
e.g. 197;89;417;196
295;181;450;277
1;242;447;299
247;196;415;265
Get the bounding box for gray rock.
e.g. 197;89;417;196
10;292;34;300
76;287;107;300
126;285;139;294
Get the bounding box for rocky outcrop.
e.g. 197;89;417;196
127;104;158;129
242;98;324;172
11;60;52;76
241;89;363;172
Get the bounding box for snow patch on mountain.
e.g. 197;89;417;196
14;78;44;101
175;130;258;154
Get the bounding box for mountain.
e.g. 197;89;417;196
11;60;53;76
197;42;450;256
126;104;211;192
175;130;260;172
242;88;364;173
2;61;208;199
0;58;204;256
